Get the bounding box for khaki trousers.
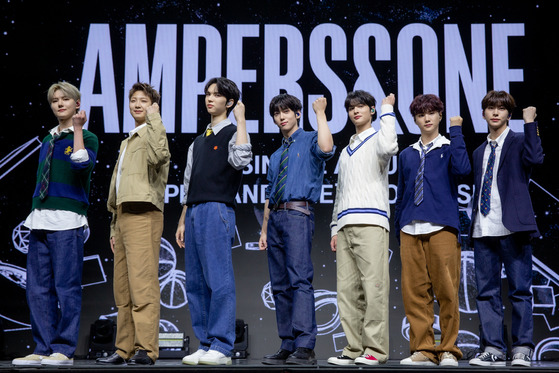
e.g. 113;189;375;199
400;228;463;362
113;204;162;361
336;225;390;362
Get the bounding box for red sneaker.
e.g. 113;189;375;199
355;354;379;365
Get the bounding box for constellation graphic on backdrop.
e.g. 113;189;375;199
0;137;42;180
260;282;341;336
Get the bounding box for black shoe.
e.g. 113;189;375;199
286;347;317;365
262;349;293;365
129;350;154;365
96;352;128;365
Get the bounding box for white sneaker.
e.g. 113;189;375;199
440;352;458;366
182;349;207;365
512;352;531;367
327;355;354;365
400;351;437;366
12;354;47;366
198;350;232;365
41;352;74;366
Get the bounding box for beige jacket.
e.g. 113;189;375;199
108;112;170;237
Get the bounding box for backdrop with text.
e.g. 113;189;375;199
1;0;558;361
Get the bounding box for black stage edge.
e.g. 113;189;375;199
1;359;559;372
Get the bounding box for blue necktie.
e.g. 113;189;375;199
480;141;498;216
414;142;433;206
273;137;293;206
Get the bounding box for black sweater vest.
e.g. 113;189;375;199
186;124;243;207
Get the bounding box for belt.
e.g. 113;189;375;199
273;201;312;216
119;202;159;214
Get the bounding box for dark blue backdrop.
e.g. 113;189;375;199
1;0;557;361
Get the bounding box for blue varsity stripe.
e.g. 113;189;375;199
33;181;88;203
346;132;377;156
337;207;389;220
346;112;394;156
380;112;395;119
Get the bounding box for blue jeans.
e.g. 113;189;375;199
26;227;85;358
184;202;236;356
473;233;534;354
266;208;317;351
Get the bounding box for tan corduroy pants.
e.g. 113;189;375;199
336;225;390;363
113;204;162;361
400;228;463;363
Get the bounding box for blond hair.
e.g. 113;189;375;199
47;81;81;103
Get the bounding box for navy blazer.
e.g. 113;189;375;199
470;122;544;238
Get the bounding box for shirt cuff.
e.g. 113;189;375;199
314;143;336;159
231;143;252;151
331;224;338;237
70;149;89;163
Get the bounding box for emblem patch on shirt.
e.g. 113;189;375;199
214;145;218;150
64;146;73;155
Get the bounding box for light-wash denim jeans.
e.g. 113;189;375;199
185;202;236;356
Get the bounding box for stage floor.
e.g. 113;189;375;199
1;359;559;372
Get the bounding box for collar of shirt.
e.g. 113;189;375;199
486;126;510;147
50;125;75;136
129;123;147;137
411;134;449;153
206;119;232;135
282;127;303;146
349;126;376;148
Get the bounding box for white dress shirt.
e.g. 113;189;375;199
472;127;513;238
116;123;147;196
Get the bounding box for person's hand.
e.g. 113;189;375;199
259;232;267;250
523;106;537;123
312;97;327;113
450;116;463;127
381;93;395;106
175;224;185;249
233;100;245;121
146;102;160;115
72;110;87;129
109;236;116;253
330;235;338;252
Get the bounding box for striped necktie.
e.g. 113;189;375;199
480;141;498;216
273;137;293;206
414;142;433;206
38;132;60;200
205;127;213;137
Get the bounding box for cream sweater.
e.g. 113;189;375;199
330;104;398;236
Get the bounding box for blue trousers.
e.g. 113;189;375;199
184;202;236;356
26;227;85;358
473;233;534;354
266;209;317;351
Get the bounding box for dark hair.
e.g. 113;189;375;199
128;82;160;105
409;94;444;117
269;93;303;122
344;90;377;121
481;90;516;113
204;77;240;115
